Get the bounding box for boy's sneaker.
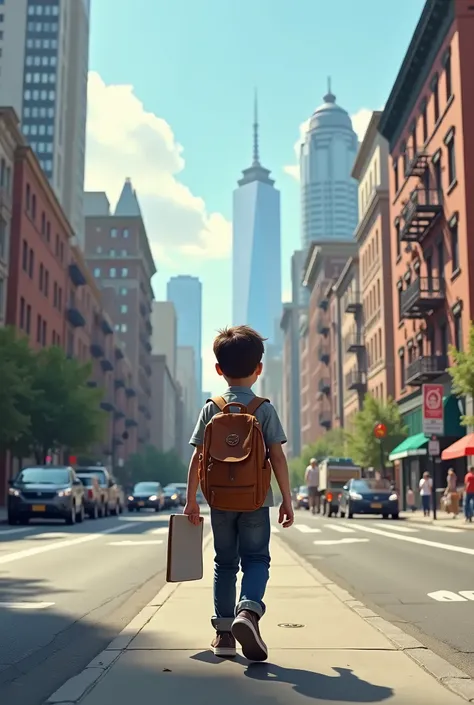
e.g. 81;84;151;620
231;610;268;662
211;631;236;658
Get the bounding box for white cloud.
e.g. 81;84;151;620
85;72;231;259
283;108;375;181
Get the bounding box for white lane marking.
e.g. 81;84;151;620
0;522;141;566
428;591;469;602
109;540;164;546
294;525;321;533
29;532;69;539
421;525;465;534
0;601;55;609
313;538;370;546
0;527;36;537
372;523;417;533
459;591;474;600
340;522;474;555
325;525;356;533
271;526;279;534
148;527;169;535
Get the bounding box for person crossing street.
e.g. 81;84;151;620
305;458;320;515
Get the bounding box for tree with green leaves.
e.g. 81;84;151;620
0;327;36;451
289;428;347;488
448;323;474;426
346;394;407;469
118;444;187;490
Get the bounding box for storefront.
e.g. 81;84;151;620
389;395;465;509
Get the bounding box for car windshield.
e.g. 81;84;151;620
351;479;391;492
76;468;107;485
298;486;308;495
77;476;94;486
134;483;159;493
16;468;70;485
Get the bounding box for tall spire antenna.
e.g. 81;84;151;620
253;88;260;165
324;75;336;103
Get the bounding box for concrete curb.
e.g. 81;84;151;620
275;535;474;702
44;530;215;705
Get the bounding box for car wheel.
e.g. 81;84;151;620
382;513;389;520
65;504;76;525
76;504;85;523
128;506;134;512
119;504;123;514
155;506;160;512
392;512;399;520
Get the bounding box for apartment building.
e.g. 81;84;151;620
84;181;156;450
379;0;472;489
301;241;356;445
352;112;395;403
150;354;179;454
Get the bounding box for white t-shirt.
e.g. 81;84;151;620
305;466;319;488
419;477;432;496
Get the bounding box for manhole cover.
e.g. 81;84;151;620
278;623;305;629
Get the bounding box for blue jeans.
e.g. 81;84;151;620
210;506;271;632
421;495;430;514
464;493;474;519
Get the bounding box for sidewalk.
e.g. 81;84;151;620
46;535;472;705
402;510;474;528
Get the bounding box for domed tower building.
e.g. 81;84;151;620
300;81;359;249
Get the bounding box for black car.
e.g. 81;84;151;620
294;485;309;510
339;478;399;519
8;466;85;525
128;482;165;511
163;486;180;509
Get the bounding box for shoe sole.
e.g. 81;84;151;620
213;648;236;658
232;618;268;662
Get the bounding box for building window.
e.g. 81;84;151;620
397;282;403;321
450;215;459;272
445;128;456;186
454;310;462;351
120;287;127;295
432;74;440;123
42;320;47;346
395;219;401;258
20;297;25;329
28;248;34;278
96;246;102;253
37;315;42;343
39;263;44;291
123;229;129;238
111;228;118;238
44;270;49;297
437;240;444;276
421;100;428;143
399;350;405;389
26;305;31;334
94;268;101;277
109;249;116;256
120;323;127;333
444;49;452;101
440;323;448;357
411;122;417;158
401;142;408;175
120;304;128;314
109;268;116;277
393;159;399;192
121;268;128;277
433;152;442;195
31;194;36;220
22;240;28;271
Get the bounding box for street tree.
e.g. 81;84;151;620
288;428;347;488
28;346;105;462
119;445;187;490
448;323;474;426
346;394;407;470
0;327;35;450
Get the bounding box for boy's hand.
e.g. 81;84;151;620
278;499;294;528
184;499;201;526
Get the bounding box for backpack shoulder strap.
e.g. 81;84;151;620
208;396;227;412
247;396;270;416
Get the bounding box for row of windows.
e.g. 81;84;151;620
27;21;59;33
93;268;130;278
25;55;57;67
24;89;56;102
25;72;57;84
367;329;383;371
25;183;65;263
364;279;381;325
111;228;130;239
115;323;128;333
28;5;60;16
95;247;129;256
23;106;55;119
23;124;54;137
361;230;379;280
0;157;11;195
29;142;53;155
26;38;58;50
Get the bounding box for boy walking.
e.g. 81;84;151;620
184;325;294;662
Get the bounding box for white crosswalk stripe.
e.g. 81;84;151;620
372;523;417;533
294;525;321;533
325;524;356;533
420;525;465;534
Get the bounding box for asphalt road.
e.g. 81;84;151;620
0;508;210;705
273;510;474;676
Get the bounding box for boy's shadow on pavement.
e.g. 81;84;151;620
191;652;393;702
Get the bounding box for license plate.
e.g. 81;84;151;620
32;505;46;512
371;503;382;509
138;501;145;506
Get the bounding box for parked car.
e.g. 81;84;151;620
338;478;399;519
163;486;180;509
76;473;102;519
128;482;165;511
8;466;85;525
75;466;121;516
294;485;309;510
169;483;187;506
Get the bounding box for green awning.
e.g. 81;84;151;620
389;433;429;461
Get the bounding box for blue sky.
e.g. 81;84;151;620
86;0;425;393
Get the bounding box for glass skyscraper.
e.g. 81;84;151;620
300;82;359;249
232;95;282;345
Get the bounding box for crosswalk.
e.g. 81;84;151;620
271;520;469;535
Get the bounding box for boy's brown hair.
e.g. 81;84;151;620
213;325;267;379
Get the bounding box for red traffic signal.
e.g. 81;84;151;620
373;422;387;440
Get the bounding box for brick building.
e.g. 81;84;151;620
0;108;21;324
379;0;472;494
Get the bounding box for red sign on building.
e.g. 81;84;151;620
422;384;444;436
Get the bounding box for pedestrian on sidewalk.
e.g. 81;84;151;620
305;458;320;514
184;325;294;663
445;468;459;518
419;471;432;517
463;467;474;523
406;487;416;512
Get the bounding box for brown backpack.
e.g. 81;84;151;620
198;396;272;512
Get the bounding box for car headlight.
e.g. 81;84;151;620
8;488;20;497
128;495;134;501
57;488;72;497
149;495;158;501
296;494;303;500
171;493;177;500
349;492;363;500
389;493;398;501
